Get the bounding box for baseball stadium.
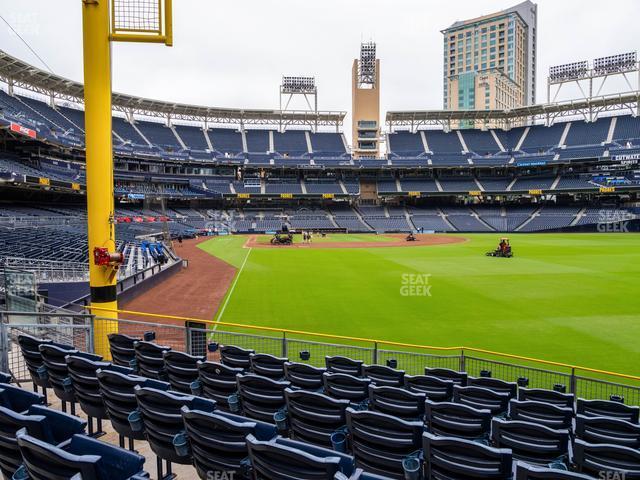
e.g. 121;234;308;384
0;0;639;479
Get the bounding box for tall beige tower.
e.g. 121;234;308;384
352;42;380;158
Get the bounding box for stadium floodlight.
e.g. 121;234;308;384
281;76;316;94
593;51;637;75
548;61;589;82
358;42;377;86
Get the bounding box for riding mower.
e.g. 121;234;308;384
486;237;513;258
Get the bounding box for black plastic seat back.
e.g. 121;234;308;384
245;433;344;480
0;404;85;479
368;384;426;420
284;362;326;390
491;418;570;466
181;407;277;478
322;372;371;403
573;438;640;478
514;461;595;479
423;431;513;480
325;356;363;376
425;400;492;440
133;341;170;380
0;373;10;384
220;345;255;370
468;377;517;399
107;333;140;367
517;387;575;409
404;374;454;402
346;408;423;478
424;367;468;386
196;361;243;410
0;384;44;413
66;355;132;419
39;344;91;403
577;398;640;423
508;399;573;430
250;353;288;380
16;430;146;480
284;388;349;447
96;369;169;441
236;374;290;422
163;350;205;393
134;386;216;465
17;334;53;389
453;385;510;415
576;414;640;448
362;364;405;387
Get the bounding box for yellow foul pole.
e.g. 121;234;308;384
82;0;118;359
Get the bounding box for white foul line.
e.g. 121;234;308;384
213;247;252;329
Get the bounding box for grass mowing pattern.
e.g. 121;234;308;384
198;233;640;375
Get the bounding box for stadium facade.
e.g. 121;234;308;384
442;0;538;126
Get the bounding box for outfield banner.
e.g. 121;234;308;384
408;191;421;197
10;122;36;139
528;189;543;195
599;186;616;193
280;193;293;199
38;177;50;186
237;193;250;199
322;193;335;199
468;190;482;196
71;183;81;191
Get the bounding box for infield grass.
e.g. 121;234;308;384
198;233;640;375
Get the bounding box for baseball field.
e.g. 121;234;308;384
198;233;640;375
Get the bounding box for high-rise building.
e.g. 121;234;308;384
442;1;537;125
352;42;380;158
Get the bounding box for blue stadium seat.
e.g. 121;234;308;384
491;418;570;466
0;404;85;479
249;353;288;380
0;384;44;413
220;345;255;371
575;414;640;448
514;461;595;479
404;375;454;402
245;433;355;479
362;365;405;387
108;333;146;368
236;374;290;422
508;399;574;430
284;388;349;447
133;341;170;380
15;430;148;480
0;372;10;384
425;400;492;440
17;335;54;402
468;377;517;399
39;344;101;415
577;399;640;423
194;361;243;411
367;385;425;420
133;386;216;479
65;355;133;436
162;351;205;394
323;373;371;404
453;385;511;416
517;387;575;409
96;369;170;451
573;438;640;478
345;407;423;478
424;367;468;386
284;362;326;390
180;406;277;479
325;357;364;377
422;431;513;480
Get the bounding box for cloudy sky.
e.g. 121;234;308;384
1;0;639;131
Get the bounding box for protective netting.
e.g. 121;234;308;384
112;0;161;33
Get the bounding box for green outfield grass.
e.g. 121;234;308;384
198;233;640;375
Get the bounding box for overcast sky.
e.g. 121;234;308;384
1;0;639;132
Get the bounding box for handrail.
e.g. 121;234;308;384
86;305;640;382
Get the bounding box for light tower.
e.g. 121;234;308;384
352;42;380;158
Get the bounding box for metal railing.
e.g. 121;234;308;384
2;309;640;406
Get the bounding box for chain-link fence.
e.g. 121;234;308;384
3;313;640;405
